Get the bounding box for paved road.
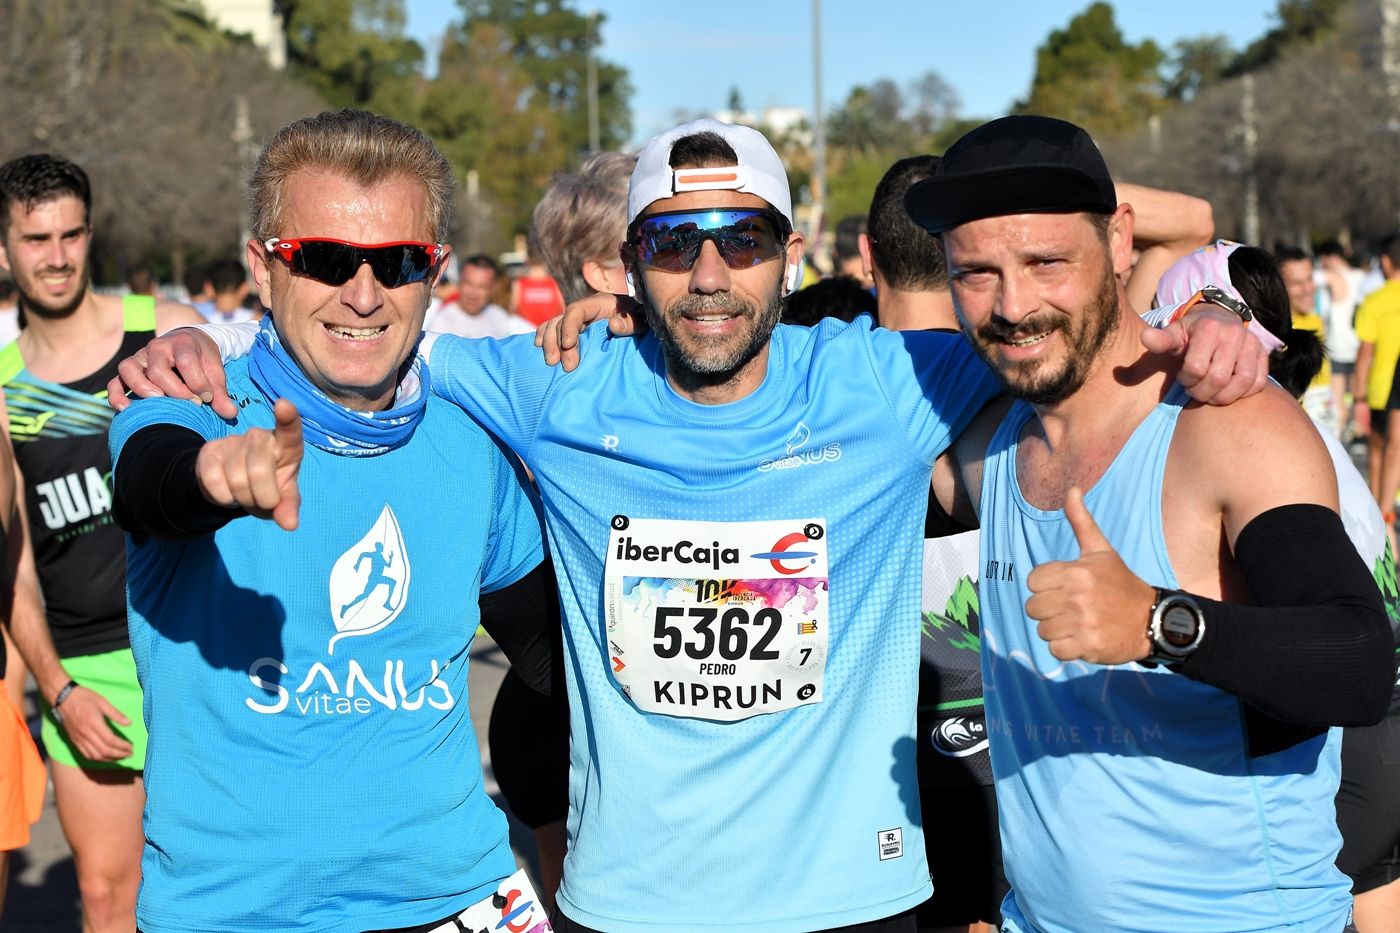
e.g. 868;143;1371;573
2;638;539;931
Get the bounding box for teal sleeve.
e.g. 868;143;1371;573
426;333;567;463
861;327;1003;465
480;442;546;594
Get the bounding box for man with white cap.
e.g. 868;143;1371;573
112;117;1271;933
405;118;997;933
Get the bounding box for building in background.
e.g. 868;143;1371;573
201;0;286;69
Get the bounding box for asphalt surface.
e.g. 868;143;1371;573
1;638;538;931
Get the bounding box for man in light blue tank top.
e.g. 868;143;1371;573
906;115;1396;932
107;111;554;933
112;118;1278;933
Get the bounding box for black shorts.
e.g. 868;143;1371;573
916;782;1007;926
551;907;916;932
1336;713;1400;894
487;661;570;830
1372;408;1390;438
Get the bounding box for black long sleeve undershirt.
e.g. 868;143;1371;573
114;423;557;694
1174;503;1395;754
114;424;246;539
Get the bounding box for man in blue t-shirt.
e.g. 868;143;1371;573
107;110;554;933
113;119;1270;933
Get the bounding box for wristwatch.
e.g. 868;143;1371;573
1198;285;1254;323
1147;589;1206;664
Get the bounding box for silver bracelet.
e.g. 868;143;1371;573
51;679;79;726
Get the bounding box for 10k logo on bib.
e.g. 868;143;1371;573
603;516;829;721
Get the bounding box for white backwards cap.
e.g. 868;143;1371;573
627;118;794;228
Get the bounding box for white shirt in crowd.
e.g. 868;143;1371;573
424;300;535;339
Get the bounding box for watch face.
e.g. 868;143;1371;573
1160;604;1199;647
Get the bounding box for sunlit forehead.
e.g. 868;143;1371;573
945;213;1093;270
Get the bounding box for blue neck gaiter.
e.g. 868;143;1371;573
246;315;429;457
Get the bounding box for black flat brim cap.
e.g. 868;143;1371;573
905;115;1117;234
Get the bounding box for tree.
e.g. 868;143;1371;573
0;0;324;277
1016;2;1165;137
907;71;962;139
821;69;965;250
727;86;744;115
1104;16;1398;251
281;0;424;118
1228;0;1346;75
453;0;632;154
418;23;565;250
1163;35;1236;101
827;80;912;157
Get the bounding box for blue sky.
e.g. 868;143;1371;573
405;1;1282;145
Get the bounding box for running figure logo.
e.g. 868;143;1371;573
327;505;412;654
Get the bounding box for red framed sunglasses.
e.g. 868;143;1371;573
264;237;445;288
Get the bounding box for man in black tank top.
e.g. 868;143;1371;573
0;154;205;932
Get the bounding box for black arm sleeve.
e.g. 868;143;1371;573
1175;503;1395;741
479;561;559;696
113;424;247;540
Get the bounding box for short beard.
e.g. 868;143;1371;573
646;287;784;389
17;264;90;321
966;260;1121;406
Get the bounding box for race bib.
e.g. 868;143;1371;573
452;868;551;933
603;516;830;722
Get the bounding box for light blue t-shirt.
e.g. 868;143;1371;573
978;385;1352;933
427;318;1002;932
110;359;545;933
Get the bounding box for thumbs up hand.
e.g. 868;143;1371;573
1024;487;1156;665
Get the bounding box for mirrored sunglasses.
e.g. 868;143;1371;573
629;208;789;273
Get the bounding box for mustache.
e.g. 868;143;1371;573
668;294;755;319
976;313;1067;343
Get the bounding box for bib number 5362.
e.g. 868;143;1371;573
653;605;783;662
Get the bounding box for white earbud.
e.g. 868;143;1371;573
625;271;639;300
785;263;802;294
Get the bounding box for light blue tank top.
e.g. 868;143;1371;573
978;384;1351;933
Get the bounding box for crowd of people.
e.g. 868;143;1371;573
0;103;1395;933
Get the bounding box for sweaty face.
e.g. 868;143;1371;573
457;264;497;315
945;212;1124;406
0;195;91;319
248;169;443;411
1280;259;1316;316
631;188;796;386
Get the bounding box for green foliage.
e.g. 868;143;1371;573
918;576;981;654
1229;0;1345;75
822;70;964;234
826;155;893;226
1016;1;1165;137
281;0;424;115
1163;35;1236;101
419;22;565;247
454;0;632;154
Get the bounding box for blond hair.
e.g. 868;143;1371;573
249;109;454;243
531;151;636;303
